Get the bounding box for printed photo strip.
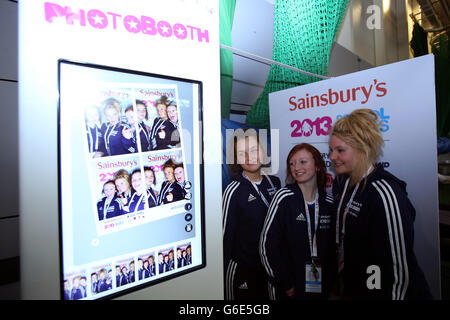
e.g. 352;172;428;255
84;87;182;158
114;257;136;288
84;85;190;235
176;242;192;269
90;264;113;296
137;252;156;281
158;247;176;275
63;270;88;300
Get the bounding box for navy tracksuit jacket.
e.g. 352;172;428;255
332;164;432;299
259;183;336;300
97;196;123;220
222;174;281;299
102;122;130;156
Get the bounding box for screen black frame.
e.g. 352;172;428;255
57;59;206;300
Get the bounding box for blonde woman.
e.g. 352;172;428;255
114;169;133;210
329;108;431;300
102;98;129;156
150;96;170;150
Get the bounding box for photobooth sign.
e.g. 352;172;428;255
269;54;440;298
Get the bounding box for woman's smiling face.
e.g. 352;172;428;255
288;149;317;185
329;135;357;175
103;182;116;199
236;135;262;174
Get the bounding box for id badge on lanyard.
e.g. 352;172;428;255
305;263;322;293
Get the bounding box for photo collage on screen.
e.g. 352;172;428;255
60;63;203;300
84;85;192;235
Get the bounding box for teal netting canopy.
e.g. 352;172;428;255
246;0;349;129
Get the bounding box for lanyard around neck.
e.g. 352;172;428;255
130;192;145;211
152;119;165;137
139;122;150;143
160;181;174;203
304;192;319;258
335;166;373;245
105;123;118;152
242;173;275;208
147;188;158;205
335;178;358;245
103;197;113;216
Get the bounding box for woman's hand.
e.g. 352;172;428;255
119;194;128;205
285;287;295;297
122;127;133;139
158;128;166;139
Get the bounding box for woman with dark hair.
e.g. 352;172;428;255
174;163;187;198
166;100;181;148
142;260;150;279
148;255;156;277
149;96;178;150
97;180;123;220
144;166;159;208
121;105;138;153
222;128;281;300
127;168;147;213
122;102;151;153
135;100;151;152
158;159;185;205
119;266;129;286
259;143;336;300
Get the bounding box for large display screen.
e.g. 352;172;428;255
58;60;205;300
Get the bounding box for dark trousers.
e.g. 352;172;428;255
226;262;270;300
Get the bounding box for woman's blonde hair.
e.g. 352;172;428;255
330;108;384;186
102;97;122;115
113;169;131;187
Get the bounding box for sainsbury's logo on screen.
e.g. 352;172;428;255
44;2;211;43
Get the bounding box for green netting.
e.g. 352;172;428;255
246;0;349;129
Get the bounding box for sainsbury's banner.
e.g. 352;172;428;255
269;54;440;298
